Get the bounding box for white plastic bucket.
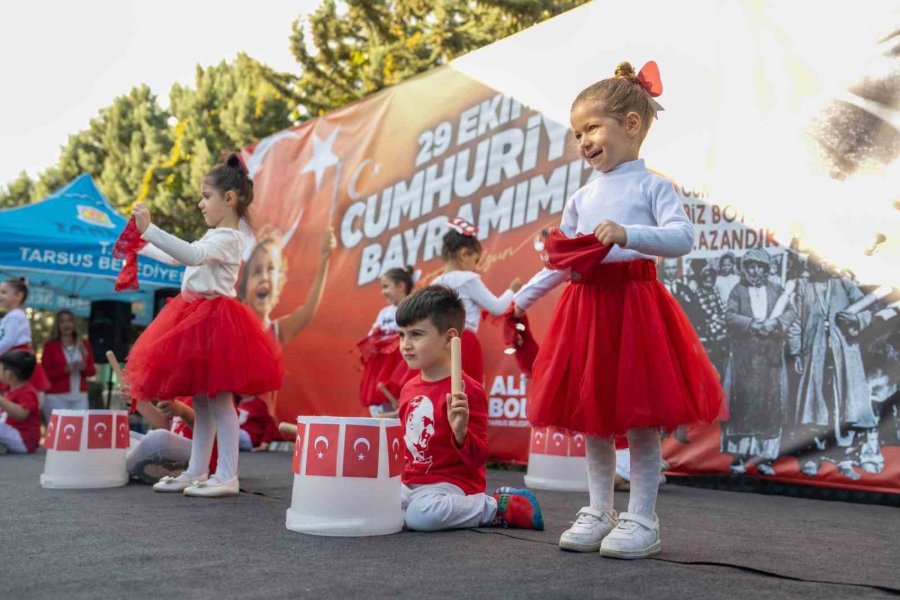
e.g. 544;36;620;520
285;416;404;537
40;409;129;489
523;426;588;492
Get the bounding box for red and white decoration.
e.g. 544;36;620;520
40;409;129;489
524;426;589;492
286;416;404;537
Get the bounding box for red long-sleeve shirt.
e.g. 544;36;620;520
399;373;489;495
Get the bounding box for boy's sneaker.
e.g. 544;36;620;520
134;458;187;485
0;443;8;455
599;512;661;559
559;507;618;552
183;476;240;498
491;487;544;530
153;472;207;493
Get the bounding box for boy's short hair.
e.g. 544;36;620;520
396;285;465;334
0;349;36;382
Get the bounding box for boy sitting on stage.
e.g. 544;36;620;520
395;285;543;531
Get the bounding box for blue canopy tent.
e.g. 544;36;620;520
0;174;183;326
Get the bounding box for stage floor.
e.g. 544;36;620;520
2;451;897;599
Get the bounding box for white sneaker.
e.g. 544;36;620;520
600;512;661;559
153;472;207;493
558;507;618;552
183;476;240;498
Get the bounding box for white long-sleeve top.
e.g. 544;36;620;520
370;304;399;334
139;224;244;298
432;271;515;333
0;308;31;354
515;159;694;310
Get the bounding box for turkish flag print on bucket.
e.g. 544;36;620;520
305;423;339;477
386;425;404;478
87;414;113;449
44;413;59;450
115;413;130;449
57;415;83;452
342;424;380;478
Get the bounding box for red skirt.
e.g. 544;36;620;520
125;294;283;403
357;333;408;407
460;328;485;386
528;230;723;438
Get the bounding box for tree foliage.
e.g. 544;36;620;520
1;1;588;238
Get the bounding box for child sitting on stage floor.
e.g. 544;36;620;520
394;285;543;531
0;350;41;454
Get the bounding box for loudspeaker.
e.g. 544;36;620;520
153;287;180;318
89;300;133;363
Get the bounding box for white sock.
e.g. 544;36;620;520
626;427;662;518
186;395;215;479
586;436;616;513
210;392;239;482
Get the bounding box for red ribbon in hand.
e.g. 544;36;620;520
113;217;147;291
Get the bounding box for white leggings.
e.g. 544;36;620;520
587;427;662;518
126;429;192;474
401;482;498;531
184;393;239;482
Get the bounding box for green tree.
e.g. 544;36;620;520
132;53;295;239
0;171;35;209
271;0;590;118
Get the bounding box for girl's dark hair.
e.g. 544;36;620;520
441;230;483;262
573;61;656;139
205;153;254;219
383;266;415;295
50;310;80;343
3;277;28;303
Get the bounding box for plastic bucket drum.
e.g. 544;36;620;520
523;426;588;492
40;409;129;489
285;416;404;537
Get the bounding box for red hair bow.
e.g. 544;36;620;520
447;217;479;237
637;61;665;116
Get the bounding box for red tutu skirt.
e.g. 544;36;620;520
528;230;723;438
125;294;283;402
357;332;409;407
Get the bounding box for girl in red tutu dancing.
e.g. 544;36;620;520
124;154;283;498
357;266;416;416
515;61;723;558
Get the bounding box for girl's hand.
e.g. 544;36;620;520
594;220;627;246
157;400;178;419
321;227;337;259
132;203;152;233
509;277;522;293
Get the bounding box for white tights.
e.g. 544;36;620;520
586;427;661;518
184;393;240;482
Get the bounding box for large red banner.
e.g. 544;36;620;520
237;1;899;494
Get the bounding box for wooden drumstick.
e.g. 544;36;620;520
450;336;462;396
278;422;298;437
105;351;126;381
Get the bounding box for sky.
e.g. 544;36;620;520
0;1;321;188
